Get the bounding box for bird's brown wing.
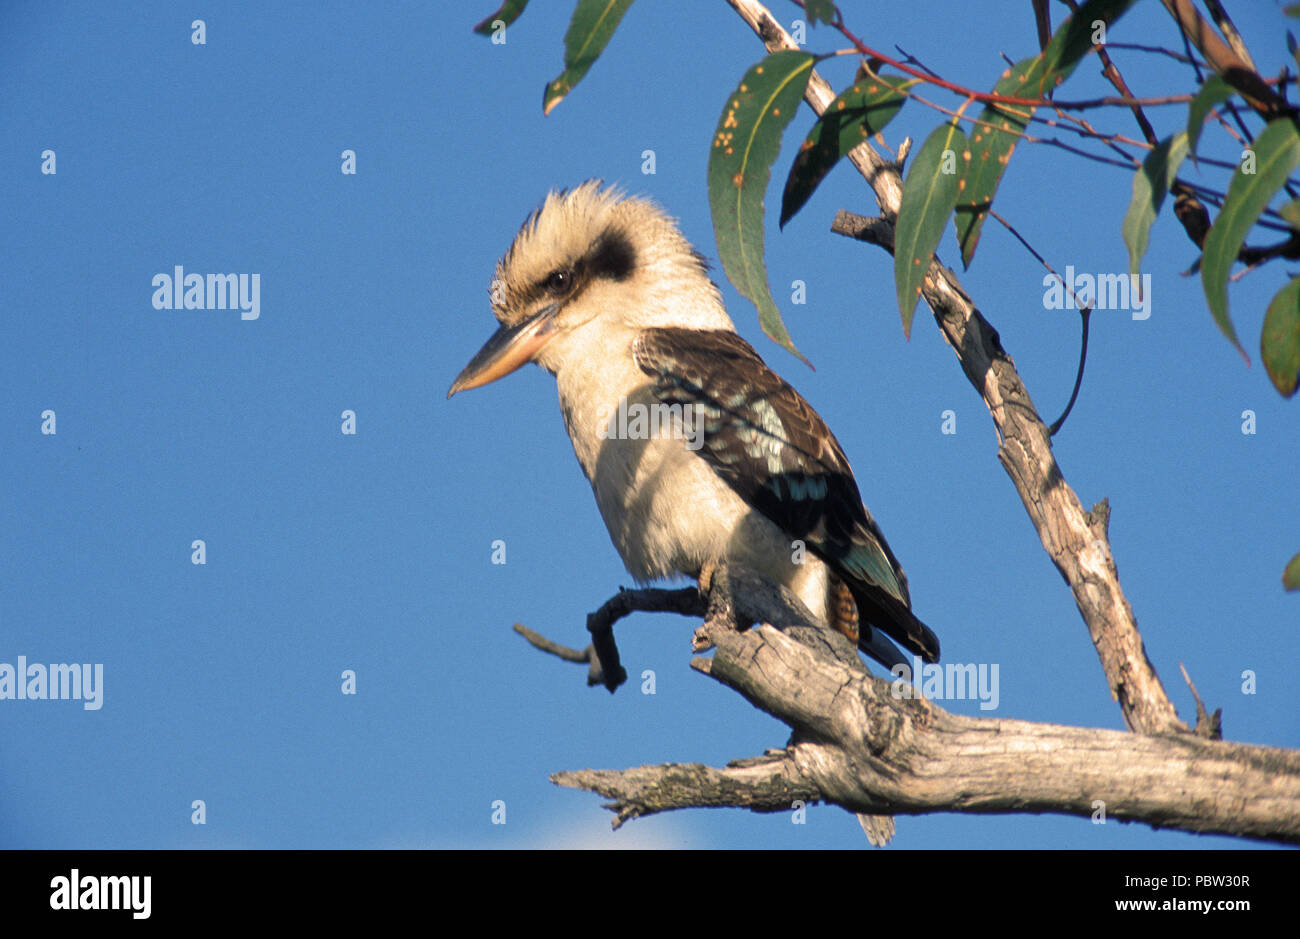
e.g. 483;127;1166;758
633;327;939;662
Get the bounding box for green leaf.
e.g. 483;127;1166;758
1286;4;1300;18
1284;551;1300;591
895;121;968;336
1280;198;1300;231
1201;118;1300;357
708;51;818;364
1122;131;1189;280
473;0;529;35
1039;0;1137;79
542;0;634;116
1186;75;1234;166
955;0;1135;267
804;0;837;26
954;57;1039;268
780;70;913;228
1262;276;1300;397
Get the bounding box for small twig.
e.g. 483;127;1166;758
513;624;588;663
1177;17;1206;85
1179;662;1223;740
830;209;894;247
894;136;911;169
516;586;706;692
975;204;1093;438
1104;41;1202;66
986;207;1070;289
1049;308;1091;436
962;202;1085;438
1238;232;1300;266
1076;8;1158;146
892;44;941;80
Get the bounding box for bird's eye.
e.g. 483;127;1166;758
544;270;571;294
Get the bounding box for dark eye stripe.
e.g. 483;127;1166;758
528;228;635;303
589;231;635;281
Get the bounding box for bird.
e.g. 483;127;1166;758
447;181;939;672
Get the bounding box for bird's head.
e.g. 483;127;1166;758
448;180;733;397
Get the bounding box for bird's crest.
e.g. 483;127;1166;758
492;180;627;322
489;181;726;332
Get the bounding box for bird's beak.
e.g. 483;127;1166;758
447;304;561;398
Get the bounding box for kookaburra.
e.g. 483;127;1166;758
448;181;939;670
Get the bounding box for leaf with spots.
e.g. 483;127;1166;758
954;0;1137;268
895;121;968;337
1202;118;1300;359
542;0;634;116
953;57;1037;269
1262;275;1300;397
780;69;914;228
473;0;530;35
708;50;817;365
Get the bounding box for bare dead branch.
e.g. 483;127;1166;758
702;622;1300;843
513;624;589;663
517;586;705;691
553;754;820;830
550;564;1300;844
1179;662;1224;740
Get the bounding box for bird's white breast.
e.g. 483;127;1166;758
547;326;831;624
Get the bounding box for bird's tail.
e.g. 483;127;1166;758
855;588;941;666
858;627;911;672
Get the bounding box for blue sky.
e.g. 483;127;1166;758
0;1;1295;850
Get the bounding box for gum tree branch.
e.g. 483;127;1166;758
553;755;820;830
549;565;1300;844
1157;0;1288;119
726;0;1185;735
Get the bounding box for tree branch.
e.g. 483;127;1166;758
726;0;1186;735
553;754;820;829
515;586;705;691
548;564;1300;844
1157;0;1290;120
